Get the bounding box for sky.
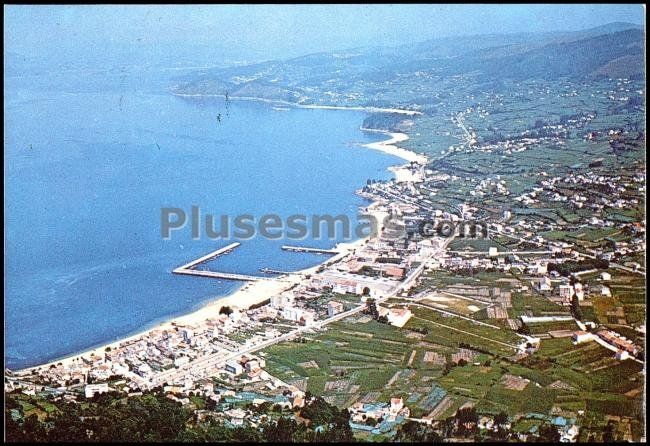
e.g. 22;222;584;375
4;4;646;66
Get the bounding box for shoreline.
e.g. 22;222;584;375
13;107;425;375
359;128;428;164
172;92;422;116
15;206;383;375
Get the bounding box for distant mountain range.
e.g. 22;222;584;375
171;22;645;106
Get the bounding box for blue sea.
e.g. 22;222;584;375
4;68;403;369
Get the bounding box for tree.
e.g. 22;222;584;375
603;422;616;443
455;407;479;436
570;294;583;321
219;306;233;316
364;298;379;319
494;411;508;427
264;416;299;443
396;420;442;442
537;423;561;442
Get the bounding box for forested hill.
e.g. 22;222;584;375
170;23;645;107
458;29;645;81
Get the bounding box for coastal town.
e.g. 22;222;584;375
6;72;646;441
5;6;646;443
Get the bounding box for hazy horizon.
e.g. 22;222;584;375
4;4;646;68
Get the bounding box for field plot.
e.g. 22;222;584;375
419;295;488;317
406;306;521;356
262;319;442;405
509;292;569;318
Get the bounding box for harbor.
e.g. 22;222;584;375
172;242;274;281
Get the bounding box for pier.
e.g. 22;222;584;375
174;242;241;271
173;268;274;282
281;245;339;255
173;242;273;282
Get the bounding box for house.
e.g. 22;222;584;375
292;394;305;409
327;301;344;317
85;383;109;399
615;350;630;360
281;306;305;322
574;283;585;301
225;360;244;375
136;363;152;377
174;356;189;368
561;424;580;442
600;286;611;296
201;381;214;394
271;293;295;309
333;279;358;295
597;330;639;356
314;272;399;299
245;360;260;373
388;397;405;420
600;272;612;281
382;265;406;279
558;284;574;299
572;331;594;344
537;277;552;292
528;262;547;275
299;311;316;326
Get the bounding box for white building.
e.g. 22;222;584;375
572;331;594;344
271;292;295;309
559;284;574;299
174;356;190;368
574;283;585;301
85;383;109;399
537;277;552;292
137;363;152;377
615;350;630;361
225;360;244;375
327;301;344;317
281;306;304;323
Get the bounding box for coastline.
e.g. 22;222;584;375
16;205;384;375
360;128;428;164
14;107;424;375
172;92;422;116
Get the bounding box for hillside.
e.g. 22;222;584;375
171;23;645;107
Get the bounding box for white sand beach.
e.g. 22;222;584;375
362;131;428;164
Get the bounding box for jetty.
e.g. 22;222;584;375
174;242;241;271
281;245;339;255
173;269;273;282
173;242;273;282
